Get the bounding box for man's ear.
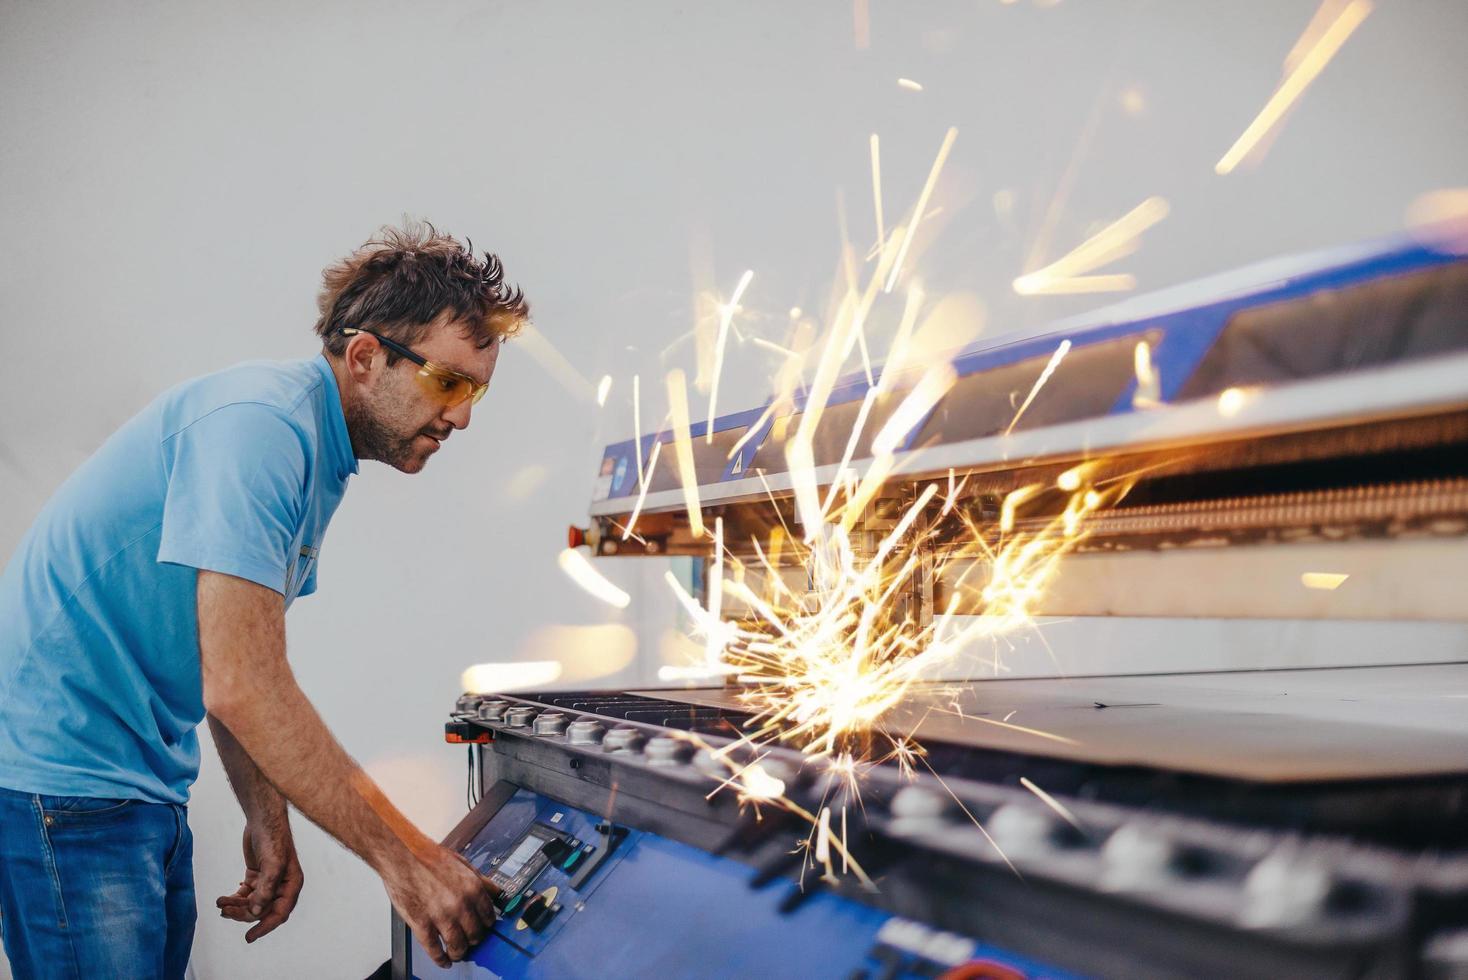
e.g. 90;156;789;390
343;334;379;386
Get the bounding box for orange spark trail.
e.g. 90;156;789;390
665;369;705;537
884;127;958;292
1215;0;1372;175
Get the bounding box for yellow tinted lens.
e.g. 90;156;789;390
416;367;471;406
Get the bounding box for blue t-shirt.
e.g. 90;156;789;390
0;355;357;804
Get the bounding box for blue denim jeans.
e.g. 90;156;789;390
0;785;194;979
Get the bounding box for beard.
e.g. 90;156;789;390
346;375;444;473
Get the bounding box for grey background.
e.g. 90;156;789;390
1;1;1464;976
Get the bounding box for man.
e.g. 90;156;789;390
0;222;526;977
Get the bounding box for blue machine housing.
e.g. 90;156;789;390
593;237;1465;504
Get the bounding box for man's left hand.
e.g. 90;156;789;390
216;819;304;942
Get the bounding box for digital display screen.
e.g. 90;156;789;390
499;834;544;879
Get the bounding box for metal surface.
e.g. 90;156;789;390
639;662;1468;782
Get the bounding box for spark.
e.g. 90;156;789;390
884;127;957;292
596;374;613;407
665;368;706;537
871;363;958;456
707;269;756;442
622;439;662;541
1013;197;1169;295
1003;340;1071;436
1215;0;1373;175
896;78;924;92
870;134;886;254
751;336;798;359
1302;572;1349;590
557;548;631;608
1019;776;1085;833
963;715;1079;746
632;375;645;485
1132;340;1161;408
1216;386;1252;417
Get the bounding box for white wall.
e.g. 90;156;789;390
1;2;1465;976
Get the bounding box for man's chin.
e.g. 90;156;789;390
388;444;438;474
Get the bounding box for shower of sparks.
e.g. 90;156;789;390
596;374;613;406
665;368;706;538
1003;340;1071;436
557;548;631;608
1215;0;1372;176
614;122;1144;888
1302;572;1349;590
707;269;756;441
884;127;958;292
870;134;886;252
897;78;924;92
1012;197;1169;295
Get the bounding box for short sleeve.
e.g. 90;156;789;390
157;403;310;595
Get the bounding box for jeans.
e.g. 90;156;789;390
0;785;194;979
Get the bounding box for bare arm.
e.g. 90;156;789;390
208;713;302;941
209;712;288;825
198;569;496;965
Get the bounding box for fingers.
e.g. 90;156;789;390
246;849;294;918
439;921;470;962
412;923;451;970
244;863;305;943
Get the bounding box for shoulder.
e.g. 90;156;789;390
159;359;323;442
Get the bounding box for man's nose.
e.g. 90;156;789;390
443;397;473;431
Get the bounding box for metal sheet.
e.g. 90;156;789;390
635;662;1468;783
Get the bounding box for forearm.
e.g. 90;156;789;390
208;712;287;827
209;671;433;874
198;571;434;876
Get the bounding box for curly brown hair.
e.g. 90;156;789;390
314;220;529;358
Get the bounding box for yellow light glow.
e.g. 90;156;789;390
739;762;787;800
557;547;631;608
897;78;923;92
595;374;613;407
461;660;563;694
1406;188;1468;255
1302;572;1349;590
1215;0;1372;175
1216;386;1251;417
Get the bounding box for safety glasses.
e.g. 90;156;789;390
339;327;490;408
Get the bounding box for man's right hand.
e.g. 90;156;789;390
383;845;500;968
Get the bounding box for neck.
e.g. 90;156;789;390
324;353;370;461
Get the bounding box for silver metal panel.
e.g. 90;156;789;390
636;661;1468;782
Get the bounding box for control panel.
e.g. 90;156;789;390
403;784;1078;979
